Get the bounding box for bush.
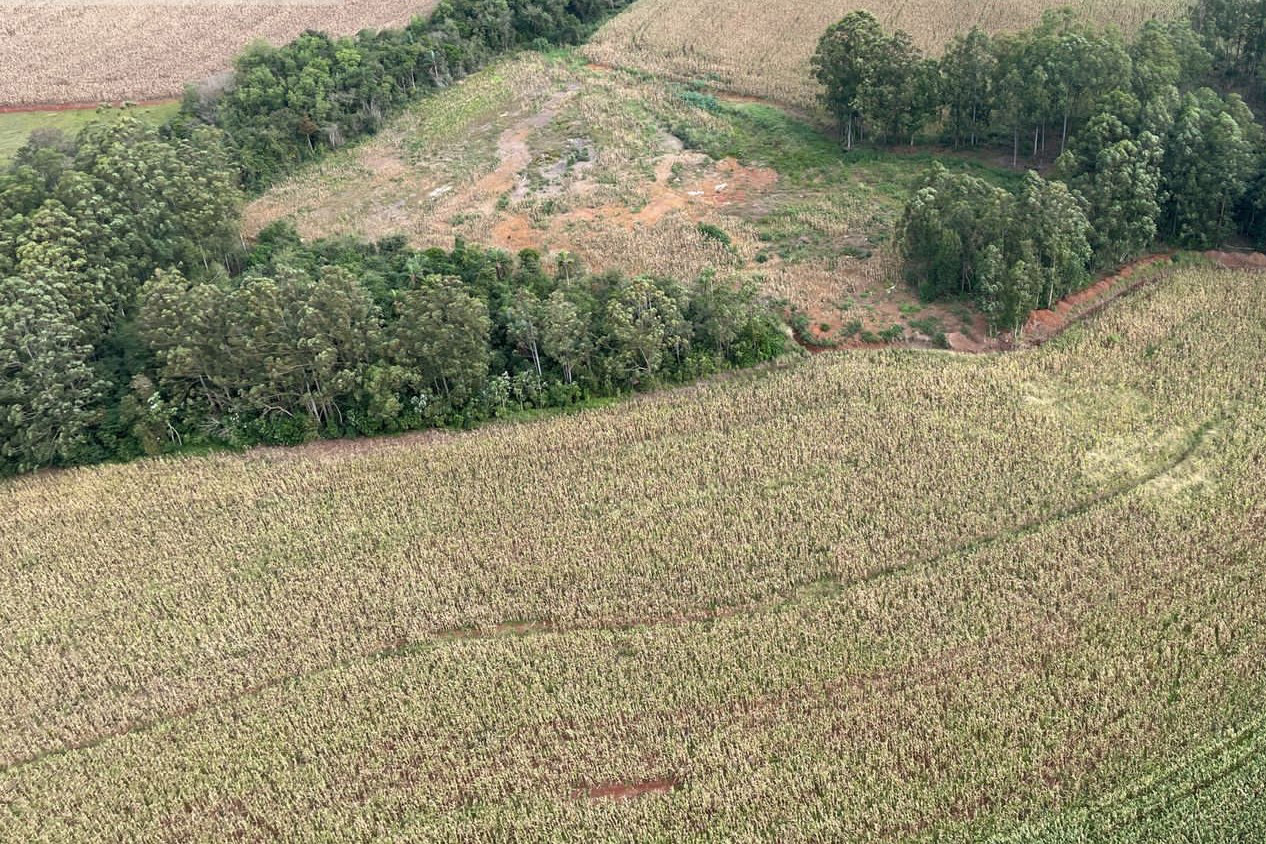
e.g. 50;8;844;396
697;223;733;247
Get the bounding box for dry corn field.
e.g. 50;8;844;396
2;265;1265;840
0;0;438;106
585;0;1184;110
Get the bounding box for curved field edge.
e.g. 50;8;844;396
1;266;1264;839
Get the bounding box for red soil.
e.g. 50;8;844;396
583;777;678;800
1018;253;1175;346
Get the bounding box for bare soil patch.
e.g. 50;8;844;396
583;777;678;800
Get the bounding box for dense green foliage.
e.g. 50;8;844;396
0;138;784;476
132;231;785;451
899;165;1091;333
845;6;1266;329
1191;0;1266;92
185;0;638;189
0;117;243;471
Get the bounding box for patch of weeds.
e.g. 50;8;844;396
947;302;975;330
859;329;882;344
697;222;732;246
496;193;511;211
680;89;722;113
790;308;838;348
839;319;862;338
531;198;564;221
899;303;925;316
909;315;949;348
879;324;904;342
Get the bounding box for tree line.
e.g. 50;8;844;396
0;116;784;474
0;0;786;476
180;0;639;190
133;230;784;455
812;4;1266;332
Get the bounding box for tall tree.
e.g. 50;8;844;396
604;275;692;384
898;164;1011;299
541;288;589;385
977;247;1042;336
1060;112;1164;267
391;275;492;407
1161;89;1260;247
812;11;890;148
941;27;996;148
1010;171;1093;308
0;276;105;472
503;287;546;378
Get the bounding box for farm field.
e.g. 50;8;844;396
585;0;1185;110
2;264;1264;839
0;0;437;106
0;102;179;163
247;51;1020;345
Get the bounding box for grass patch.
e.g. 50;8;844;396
0;102;180;163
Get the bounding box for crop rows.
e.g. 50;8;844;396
1;266;1264;839
0;0;437;106
584;0;1184;110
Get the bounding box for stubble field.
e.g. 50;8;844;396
2;264;1264;840
0;0;437;106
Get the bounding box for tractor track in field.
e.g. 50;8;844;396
0;413;1223;777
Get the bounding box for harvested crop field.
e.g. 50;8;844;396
0;0;438;106
2;265;1264;839
585;0;1183;109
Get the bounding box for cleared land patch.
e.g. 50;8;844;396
0;0;438;106
1;266;1264;839
584;0;1184;110
247;52;1021;345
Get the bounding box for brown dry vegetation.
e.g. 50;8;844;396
0;0;437;106
584;0;1184;110
1;267;1264;839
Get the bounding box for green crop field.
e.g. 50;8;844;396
2;262;1263;840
